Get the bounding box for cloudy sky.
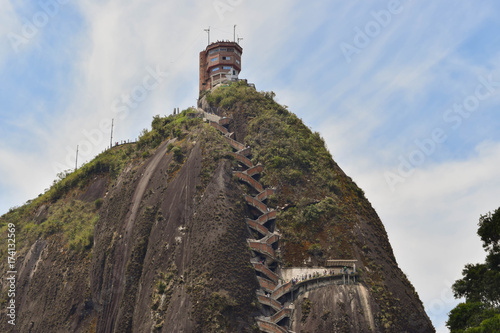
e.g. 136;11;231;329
2;0;500;331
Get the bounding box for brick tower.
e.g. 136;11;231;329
199;41;242;92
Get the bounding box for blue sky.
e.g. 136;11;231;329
2;1;500;331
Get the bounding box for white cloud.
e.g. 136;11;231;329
0;1;19;68
333;139;500;331
0;148;55;211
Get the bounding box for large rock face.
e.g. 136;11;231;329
90;137;258;333
0;83;434;332
293;284;376;332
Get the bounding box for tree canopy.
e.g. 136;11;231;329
447;207;500;332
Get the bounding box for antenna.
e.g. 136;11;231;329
75;145;79;171
233;24;236;43
204;27;210;45
237;35;243;44
110;118;114;149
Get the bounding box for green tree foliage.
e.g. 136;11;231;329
447;207;500;332
448;302;499;332
171;146;183;162
468;314;500;332
138;108;201;150
478;208;500;252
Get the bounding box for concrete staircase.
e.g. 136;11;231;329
202;111;293;333
252;261;280;284
256;318;288;333
199;107;360;333
234;172;264;192
198;107;220;122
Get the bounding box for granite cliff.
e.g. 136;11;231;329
0;82;434;332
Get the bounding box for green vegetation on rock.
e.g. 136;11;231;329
205;82;369;264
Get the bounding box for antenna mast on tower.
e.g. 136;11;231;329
204;27;211;45
75;145;79;171
233;25;237;42
110;118;114;149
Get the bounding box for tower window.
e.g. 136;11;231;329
211;57;218;62
222;66;232;70
212;67;219;72
222;56;230;60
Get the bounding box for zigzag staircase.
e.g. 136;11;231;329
203;112;294;332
